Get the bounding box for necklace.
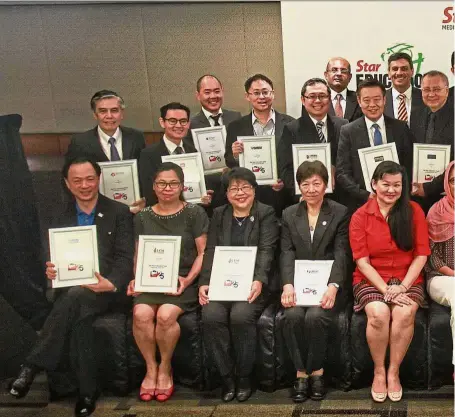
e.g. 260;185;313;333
234;216;248;227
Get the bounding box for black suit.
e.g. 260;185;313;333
328;89;363;122
280;199;349;373
224;111;295;216
336;115;414;212
26;194;134;397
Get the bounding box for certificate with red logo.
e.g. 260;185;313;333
208;246;257;301
134;235;181;293
294;260;333;306
412;143;451;185
49;225;99;288
191;126;227;174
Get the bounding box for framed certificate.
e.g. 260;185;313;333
358;143;399;192
238;135;278;185
134;235;182;293
412;143;451;184
99;159;140;206
49;225;99;288
294;260;334;306
292;143;333;195
191;126;228;174
161;152;207;204
208;246;257;301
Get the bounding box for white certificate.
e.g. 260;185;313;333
292;143;333;195
412;143;451;184
99;159;141;206
358;143;400;192
49;226;99;288
294;260;334;306
208;246;257;301
134;235;182;293
238;135;278;185
191;126;228;174
161;153;207;204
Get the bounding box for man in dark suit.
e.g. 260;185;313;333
322;57;363;122
10;157;134;417
411;70;454;212
225;73;294;216
383;52;424;135
336;79;414;213
139;102;212;207
278;77;348;204
449;52;454;100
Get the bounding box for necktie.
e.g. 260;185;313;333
372;124;382;146
108;137;121;161
397;94;408;123
316;121;326;143
210;114;222;126
425;112;436;144
174;146;184;155
334;94;343;118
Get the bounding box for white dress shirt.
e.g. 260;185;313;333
331;89;347;118
308;114;328;141
252;109;276;136
364;115;387;146
98;126;123;160
201;107;224;127
391;86;412;126
163;135;185;154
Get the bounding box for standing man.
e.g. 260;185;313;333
9;157;134;417
449;52;454;99
336;80;414;213
225;73;295;216
323;57;363;122
278;78;348;203
384;52;424;134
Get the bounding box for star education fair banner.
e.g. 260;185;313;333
281;1;454;118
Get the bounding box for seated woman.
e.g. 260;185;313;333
425;161;454;364
127;162;209;402
280;160;349;403
198;167;279;402
350;161;430;402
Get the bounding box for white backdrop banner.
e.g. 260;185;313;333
281;1;454;118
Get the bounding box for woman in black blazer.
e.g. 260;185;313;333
199;167;279;403
280;160;349;403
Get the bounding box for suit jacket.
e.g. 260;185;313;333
52;194;134;292
336;115;414;211
66;126;146;163
139;137;197;206
384;87;425;135
280;199;349;290
278;112;348;192
199;201;279;287
328;89;363;122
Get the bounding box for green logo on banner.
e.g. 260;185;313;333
380;43;425;74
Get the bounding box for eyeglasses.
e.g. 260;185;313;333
228;185;254;194
328;68;350;75
300;182;323;190
303;94;330;101
154;181;181;190
164;118;189;126
422;87;447;95
248;90;273;98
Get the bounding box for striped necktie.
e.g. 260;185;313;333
316;121;326;143
397;94;408;123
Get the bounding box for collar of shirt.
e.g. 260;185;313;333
364;198;384;219
331;89;347;101
163;135;184;154
201;106;223;126
364;114;385;132
392;85;412;102
75;203;96;226
98;126;123;160
252;108;275;126
308;114;328;127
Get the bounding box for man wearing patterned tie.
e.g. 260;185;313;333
384;53;425;136
278;78;348;204
336;80;413;213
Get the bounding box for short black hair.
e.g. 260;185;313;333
244;74;274;92
62;156;101;179
356;79;386;97
90;90;125;112
159;102;190;120
296;160;329;185
422;70;449;87
301;78;331;97
196;74;223;92
451;51;454;68
387;52;413;70
224;167;258;190
152;162;185;202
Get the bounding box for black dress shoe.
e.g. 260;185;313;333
291;377;309;403
309;375;326;400
74;395;97;417
236;377;252;402
221;376;236;402
9;365;39;399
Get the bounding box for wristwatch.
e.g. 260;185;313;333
329;283;340;289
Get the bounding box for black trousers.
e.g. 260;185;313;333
202;298;266;378
282;305;335;373
26;287;111;397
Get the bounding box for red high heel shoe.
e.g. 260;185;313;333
139;386;155;402
155;371;174;402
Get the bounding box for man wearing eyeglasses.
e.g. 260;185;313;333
139;102;212;207
278;78;348;204
411;71;454;212
323;57;363;122
224;74;295;216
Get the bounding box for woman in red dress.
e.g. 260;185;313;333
349;161;430;402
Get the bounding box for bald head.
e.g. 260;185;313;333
324;57;352;93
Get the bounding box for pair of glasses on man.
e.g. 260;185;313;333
227;185;254;195
164;118;189;126
421;87;448;95
154;181;181;190
248;90;273;98
327;68;350;75
303;94;330;101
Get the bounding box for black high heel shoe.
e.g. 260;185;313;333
9;365;39;399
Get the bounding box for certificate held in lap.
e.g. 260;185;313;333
294;260;334;306
208;246;257;301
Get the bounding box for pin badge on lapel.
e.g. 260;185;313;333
98;213;104;218
250;216;254;222
322;221;327;226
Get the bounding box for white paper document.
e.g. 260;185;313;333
294;260;334;306
191;126;228;174
412;143;451;184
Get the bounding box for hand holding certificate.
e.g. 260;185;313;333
294;260;334;306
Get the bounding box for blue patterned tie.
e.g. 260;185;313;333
372;124;382;146
108;137;121;161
